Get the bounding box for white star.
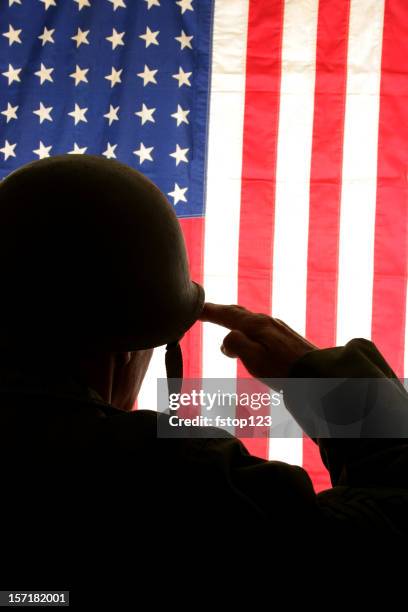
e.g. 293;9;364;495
33;141;52;159
135;103;155;125
68;103;88;125
108;0;126;9
71;27;89;48
40;0;57;9
176;0;193;14
0;140;17;160
1;103;18;123
35;63;54;85
69;65;89;86
106;28;125;50
33;102;53;124
104;105;120;125
9;0;22;6
168;183;188;205
2;64;21;85
171;104;190;126
139;26;159;48
133;143;154;164
38;26;55;46
105;67;122;88
2;24;22;46
68;143;88;154
169;144;189;166
102;143;117;159
137;65;158;86
74;0;91;9
172;66;192;88
145;0;160;8
175;30;193;50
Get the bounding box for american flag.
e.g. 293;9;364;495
1;0;407;492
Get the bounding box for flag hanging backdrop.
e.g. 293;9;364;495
1;0;407;492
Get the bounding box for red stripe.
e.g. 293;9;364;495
237;0;284;458
304;0;351;491
371;0;408;378
180;217;205;380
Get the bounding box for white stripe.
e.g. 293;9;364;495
336;0;385;345
202;0;249;379
269;0;319;466
268;438;303;467
137;345;166;411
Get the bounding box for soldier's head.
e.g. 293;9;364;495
0;155;204;409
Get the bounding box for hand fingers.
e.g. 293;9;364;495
199;302;270;336
221;330;271;377
201;303;317;351
221;329;258;359
199;303;247;327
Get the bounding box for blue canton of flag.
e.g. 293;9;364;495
0;0;213;217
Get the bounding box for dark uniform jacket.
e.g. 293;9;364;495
0;339;407;596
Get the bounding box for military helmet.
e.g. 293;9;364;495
0;155;204;377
